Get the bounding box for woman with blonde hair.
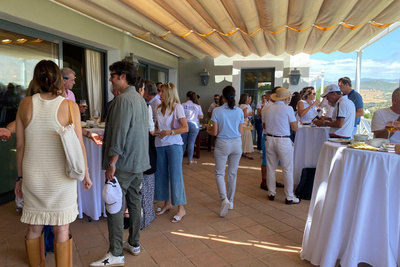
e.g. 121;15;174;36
15;60;92;266
154;82;188;223
297;86;318;124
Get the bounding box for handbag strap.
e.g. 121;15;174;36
67;100;76;128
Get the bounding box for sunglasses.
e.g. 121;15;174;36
110;72;118;78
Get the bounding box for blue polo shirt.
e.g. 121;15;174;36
347;89;363;126
212;103;244;139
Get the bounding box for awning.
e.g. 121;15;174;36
52;0;400;59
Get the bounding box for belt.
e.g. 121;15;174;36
267;133;290;138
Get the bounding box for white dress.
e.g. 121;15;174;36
240;104;254;153
21;94;78;226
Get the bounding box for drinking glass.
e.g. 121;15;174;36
385;120;395;141
92;109;100;124
79;100;88;116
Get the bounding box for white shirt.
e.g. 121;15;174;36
147;105;154;132
330;95;355;138
208;102;218;114
263;101;296;136
155;104;185;147
371;107;400;144
319;98;334;118
182;100;203;124
298;100;318;123
148;95;161;121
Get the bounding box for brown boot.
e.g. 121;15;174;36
54;234;72;267
260;165;268;191
25;233;46;267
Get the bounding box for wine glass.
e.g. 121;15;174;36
385;120;395;141
92;109;100;125
79;100;88;116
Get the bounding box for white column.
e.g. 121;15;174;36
320;70;325;95
355;51;362;92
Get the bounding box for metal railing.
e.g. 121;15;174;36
358;117;372;138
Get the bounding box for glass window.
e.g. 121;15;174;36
0;29;58;126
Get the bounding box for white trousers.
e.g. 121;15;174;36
265;136;295;200
214;137;242;203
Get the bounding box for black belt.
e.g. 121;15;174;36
267;133;290;138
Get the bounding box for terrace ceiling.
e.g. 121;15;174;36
52;0;400;59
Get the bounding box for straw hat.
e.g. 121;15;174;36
270;88;291;101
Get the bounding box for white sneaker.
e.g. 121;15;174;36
90;252;124;266
220;198;230;217
229;202;234;210
123;241;140;256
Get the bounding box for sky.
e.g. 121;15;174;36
310;26;400;82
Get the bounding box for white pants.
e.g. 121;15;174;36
214;137;242;203
265;136;295;200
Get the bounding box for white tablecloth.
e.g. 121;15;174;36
77;128;106;220
293;126;330;184
301;142;400;267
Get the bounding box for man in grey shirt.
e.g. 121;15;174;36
91;60;150;267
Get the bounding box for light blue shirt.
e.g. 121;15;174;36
212;103;244;139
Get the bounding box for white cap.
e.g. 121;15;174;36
321;84;340;97
102;177;122;214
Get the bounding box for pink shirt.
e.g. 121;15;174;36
65;90;76;102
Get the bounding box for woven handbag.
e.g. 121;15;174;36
57;100;85;181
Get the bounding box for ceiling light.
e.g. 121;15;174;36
2;39;12;44
32;39;43;43
16;38;27;44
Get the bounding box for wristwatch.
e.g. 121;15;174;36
108;163;116;167
171;130;175;135
16;176;23;182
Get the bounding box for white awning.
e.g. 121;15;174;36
52;0;400;59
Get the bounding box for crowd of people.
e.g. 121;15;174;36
2;57;400;267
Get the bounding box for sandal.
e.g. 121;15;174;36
171;214;185;223
156;207;171;216
242;154;254;160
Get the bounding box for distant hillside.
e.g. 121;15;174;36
360;80;399;92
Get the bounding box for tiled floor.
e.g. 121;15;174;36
1;150;315;267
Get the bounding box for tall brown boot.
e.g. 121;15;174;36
25;233;46;267
54;234;72;267
260;164;268;191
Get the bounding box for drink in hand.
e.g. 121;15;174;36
385;125;395;132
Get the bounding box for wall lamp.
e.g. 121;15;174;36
199;69;210;86
289;68;301;85
124;53;140;71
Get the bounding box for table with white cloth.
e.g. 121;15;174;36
77;128;107;220
301;141;400;267
293;126;330;184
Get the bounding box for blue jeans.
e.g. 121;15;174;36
181;122;199;162
155;145;187;206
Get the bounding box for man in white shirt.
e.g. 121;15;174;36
371;88;400;143
208;94;220;118
263;88;299;205
314;84;355;139
144;80;161;121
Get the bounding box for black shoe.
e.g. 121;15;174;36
276;182;284;188
260;183;268;191
285;198;301;205
268;195;275;201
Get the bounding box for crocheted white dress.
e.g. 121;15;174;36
21;94;78;226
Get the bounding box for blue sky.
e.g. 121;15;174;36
310;26;400;82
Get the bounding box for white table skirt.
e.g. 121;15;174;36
77;128;107;220
301;142;400;267
293;126;330;184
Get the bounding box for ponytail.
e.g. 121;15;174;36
222;86;236;110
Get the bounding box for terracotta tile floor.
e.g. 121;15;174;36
0;150;315;267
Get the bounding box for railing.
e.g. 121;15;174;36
358;117;372;137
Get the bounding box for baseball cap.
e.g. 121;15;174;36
102;177;122;214
321;84;340;98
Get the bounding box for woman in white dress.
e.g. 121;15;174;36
297;87;319;124
15;60;92;266
239;93;254;159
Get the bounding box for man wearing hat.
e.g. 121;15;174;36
314;84;355;139
263;88;300;205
